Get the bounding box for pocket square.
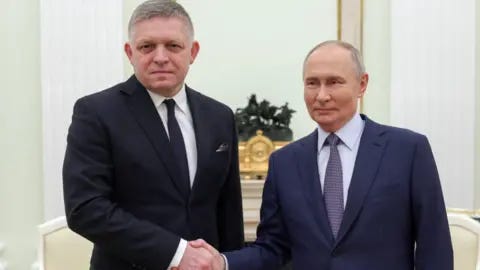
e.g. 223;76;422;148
216;143;229;152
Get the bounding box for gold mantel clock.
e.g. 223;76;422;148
239;130;289;180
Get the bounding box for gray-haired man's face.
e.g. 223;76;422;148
125;16;199;97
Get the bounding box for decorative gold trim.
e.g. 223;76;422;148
337;0;342;40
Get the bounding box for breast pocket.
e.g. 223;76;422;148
364;180;408;210
202;143;231;182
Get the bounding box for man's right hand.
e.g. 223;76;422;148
189;239;225;270
175;242;214;270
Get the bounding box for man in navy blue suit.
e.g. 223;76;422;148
192;40;453;270
63;1;244;269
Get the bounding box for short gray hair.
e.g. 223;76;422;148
303;40;365;77
128;0;194;40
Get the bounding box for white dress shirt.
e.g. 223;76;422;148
146;85;197;269
316;113;365;207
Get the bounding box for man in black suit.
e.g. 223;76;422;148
62;1;244;269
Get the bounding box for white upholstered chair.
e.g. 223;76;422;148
448;212;480;270
38;216;93;270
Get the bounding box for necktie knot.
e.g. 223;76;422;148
326;133;340;146
164;99;176;113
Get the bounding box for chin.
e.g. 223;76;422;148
150;82;177;91
314;115;334;124
315;118;336;129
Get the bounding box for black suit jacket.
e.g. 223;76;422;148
63;75;244;270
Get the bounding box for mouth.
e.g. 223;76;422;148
150;70;173;75
314;108;335;113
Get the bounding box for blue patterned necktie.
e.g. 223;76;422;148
164;99;190;199
324;133;343;238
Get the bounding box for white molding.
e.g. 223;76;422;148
390;0;476;208
339;0;363;51
0;242;7;270
40;1;125;219
241;180;265;241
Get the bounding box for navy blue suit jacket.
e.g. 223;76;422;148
63;76;244;270
226;115;452;270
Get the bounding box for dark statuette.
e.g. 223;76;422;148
235;94;295;141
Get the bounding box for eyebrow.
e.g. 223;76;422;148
135;38;153;44
304;75;344;81
304;77;319;82
326;75;345;81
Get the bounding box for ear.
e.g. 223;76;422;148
358;73;369;98
189;41;200;64
124;42;133;62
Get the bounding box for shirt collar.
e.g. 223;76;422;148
317;113;364;151
146;85;189;113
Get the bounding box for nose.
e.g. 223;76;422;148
316;86;331;103
153;46;169;64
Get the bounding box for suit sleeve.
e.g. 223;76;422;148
63;97;179;270
411;135;453;270
224;152;290;270
216;110;245;251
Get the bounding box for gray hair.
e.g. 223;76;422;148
303;40;365;77
128;0;194;40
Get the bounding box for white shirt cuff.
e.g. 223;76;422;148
222;254;229;270
167;238;187;269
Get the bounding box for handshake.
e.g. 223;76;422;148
172;239;226;270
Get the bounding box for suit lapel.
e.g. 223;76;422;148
297;131;335;246
185;87;211;193
121;76;189;200
335;115;387;245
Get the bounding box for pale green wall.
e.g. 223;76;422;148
475;1;480;208
0;0;43;269
362;0;391;124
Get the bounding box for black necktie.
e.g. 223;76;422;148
164;99;190;198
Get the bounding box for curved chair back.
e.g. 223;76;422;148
448;212;480;270
38;216;93;270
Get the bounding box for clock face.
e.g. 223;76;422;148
250;141;272;163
